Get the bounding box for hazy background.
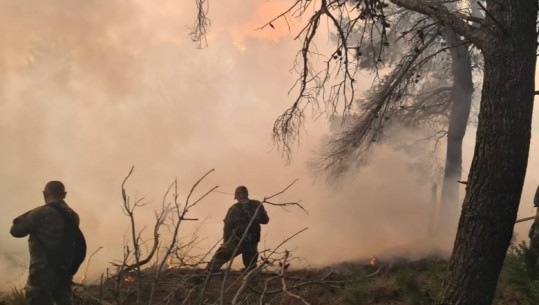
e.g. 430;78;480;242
1;0;538;288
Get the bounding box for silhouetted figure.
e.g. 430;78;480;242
207;186;269;272
10;181;83;305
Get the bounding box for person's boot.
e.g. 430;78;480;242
206;259;224;274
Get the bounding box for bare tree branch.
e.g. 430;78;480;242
279;250;312;305
389;0;489;48
262;179;309;214
190;0;211;48
312;33;439;181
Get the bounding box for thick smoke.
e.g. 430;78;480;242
1;0;538;289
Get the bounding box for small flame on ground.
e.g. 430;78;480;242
167;257;174;270
370;256;377;267
124;275;135;284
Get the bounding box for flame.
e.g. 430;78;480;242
370;257;377;267
124;275;135;284
167;257;174;270
80;275;87;284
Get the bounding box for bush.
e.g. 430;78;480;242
340;274;370;305
499;241;539;304
423;258;447;301
395;268;423;305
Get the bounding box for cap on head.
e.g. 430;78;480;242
44;181;66;197
234;186;248;199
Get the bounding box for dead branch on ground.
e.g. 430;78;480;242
148;169;218;304
109;166;217;305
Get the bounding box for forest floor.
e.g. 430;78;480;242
1;245;536;305
71;251;533;305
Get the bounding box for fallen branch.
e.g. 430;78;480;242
279;250;311;305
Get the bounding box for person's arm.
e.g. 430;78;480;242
10;210;36;238
257;202;269;225
223;206;236;241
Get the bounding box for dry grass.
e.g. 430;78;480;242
74;256;507;305
1;253;534;305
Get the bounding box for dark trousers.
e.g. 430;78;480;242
207;237;259;271
26;272;72;305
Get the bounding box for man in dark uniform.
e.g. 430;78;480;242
10;181;80;305
526;184;539;279
207;185;269;272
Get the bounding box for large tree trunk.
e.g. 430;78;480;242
436;1;537;304
439;29;473;231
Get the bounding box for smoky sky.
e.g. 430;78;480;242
1;0;539;288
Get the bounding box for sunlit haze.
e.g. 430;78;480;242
1;0;539;288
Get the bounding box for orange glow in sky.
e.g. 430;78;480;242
230;1;298;52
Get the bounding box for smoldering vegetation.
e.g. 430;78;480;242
1;2;539;304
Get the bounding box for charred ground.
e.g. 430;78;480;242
21;247;535;305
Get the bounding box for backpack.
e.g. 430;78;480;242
46;203;87;276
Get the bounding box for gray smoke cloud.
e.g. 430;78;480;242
1;0;538;289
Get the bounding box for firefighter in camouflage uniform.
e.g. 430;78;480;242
526;184;539;279
10;181;80;305
207;186;269;272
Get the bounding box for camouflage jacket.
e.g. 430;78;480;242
223;199;269;243
10;201;80;277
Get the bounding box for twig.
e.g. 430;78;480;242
80;246;103;284
279;250;311;305
262;179;309;215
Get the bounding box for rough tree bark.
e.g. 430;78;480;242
388;1;539;304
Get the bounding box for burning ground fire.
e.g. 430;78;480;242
366;256;381;278
121;257;173;284
123;275;135;284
